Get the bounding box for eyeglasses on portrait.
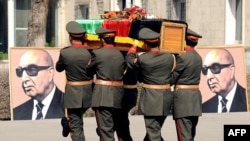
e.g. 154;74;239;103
201;63;232;75
16;64;51;77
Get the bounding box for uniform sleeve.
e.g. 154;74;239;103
125;53;140;70
55;53;65;72
171;54;185;84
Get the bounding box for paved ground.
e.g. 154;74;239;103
0;112;250;141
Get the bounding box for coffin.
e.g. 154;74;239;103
76;19;187;53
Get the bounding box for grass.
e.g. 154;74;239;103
0;52;8;60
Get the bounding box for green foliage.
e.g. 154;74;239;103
45;42;49;47
0;52;8;60
45;37;56;47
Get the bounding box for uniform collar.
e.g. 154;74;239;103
72;42;83;47
185;46;195;51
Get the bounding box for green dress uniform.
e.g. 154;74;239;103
126;51;175;141
56;46;93;141
172;28;203;141
126;27;184;141
87;27;126;141
89;47;125;108
56;21;93;141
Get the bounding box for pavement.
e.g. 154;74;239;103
0;112;250;141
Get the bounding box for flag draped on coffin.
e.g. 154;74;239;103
75;19;164;48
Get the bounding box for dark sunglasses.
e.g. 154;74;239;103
16;64;50;77
201;63;232;75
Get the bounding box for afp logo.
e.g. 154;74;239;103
224;125;250;141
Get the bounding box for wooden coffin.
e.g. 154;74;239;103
160;20;187;54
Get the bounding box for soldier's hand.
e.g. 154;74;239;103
127;45;137;54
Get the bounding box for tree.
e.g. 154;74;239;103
27;0;50;47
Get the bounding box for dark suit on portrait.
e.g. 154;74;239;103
202;83;247;113
13;87;65;120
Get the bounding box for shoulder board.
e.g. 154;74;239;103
171;54;176;72
137;52;146;56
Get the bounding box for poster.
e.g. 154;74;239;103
9;47;66;120
196;46;248;113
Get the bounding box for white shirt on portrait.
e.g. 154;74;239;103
32;85;56;120
217;82;237;113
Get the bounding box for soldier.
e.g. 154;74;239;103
172;28;203;141
87;27;126;141
56;21;93;141
126;27;180;141
118;51;139;141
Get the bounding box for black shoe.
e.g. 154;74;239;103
61;117;70;137
96;127;100;136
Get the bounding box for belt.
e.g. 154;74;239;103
142;83;170;90
175;85;199;90
67;80;93;86
95;79;123;87
124;84;137;89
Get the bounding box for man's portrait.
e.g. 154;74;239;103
196;46;248;113
10;48;66;120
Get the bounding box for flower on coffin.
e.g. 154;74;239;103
103;11;123;19
124;5;147;21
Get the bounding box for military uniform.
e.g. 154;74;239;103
116;52;138;141
172;28;203;141
87;27;126;141
126;28;176;141
56;21;93;141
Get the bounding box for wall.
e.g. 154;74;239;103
186;0;226;46
145;0;167;18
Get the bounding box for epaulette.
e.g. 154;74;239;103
137;52;146;56
133;52;146;64
171;54;176;72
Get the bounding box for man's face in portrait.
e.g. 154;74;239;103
16;50;54;99
202;49;235;96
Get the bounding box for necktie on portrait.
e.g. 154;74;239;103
221;97;228;112
36;102;44;120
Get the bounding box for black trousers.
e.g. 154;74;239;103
115;108;133;141
115;88;137;141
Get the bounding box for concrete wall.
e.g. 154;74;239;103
186;0;226;46
146;0;167;18
244;1;250;73
0;60;8;70
185;0;250;49
244;0;250;48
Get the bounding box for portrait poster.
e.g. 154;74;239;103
9;47;66;120
196;46;249;113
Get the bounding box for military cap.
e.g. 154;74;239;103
138;27;160;40
95;27;116;35
66;21;85;34
186;28;202;38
